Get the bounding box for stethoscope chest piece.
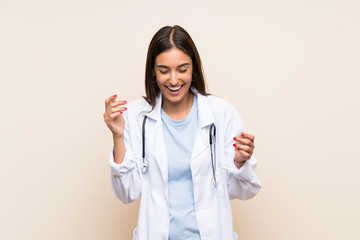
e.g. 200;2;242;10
141;159;149;173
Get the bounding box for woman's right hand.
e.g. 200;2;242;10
103;95;127;137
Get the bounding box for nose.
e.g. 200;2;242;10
169;71;179;86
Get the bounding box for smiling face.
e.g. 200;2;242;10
154;47;193;108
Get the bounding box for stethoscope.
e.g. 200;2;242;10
141;116;217;186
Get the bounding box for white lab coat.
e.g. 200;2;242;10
109;90;261;240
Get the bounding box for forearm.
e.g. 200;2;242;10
109;140;142;203
227;155;261;200
113;135;126;164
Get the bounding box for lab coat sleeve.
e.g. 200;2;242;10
108;111;142;204
222;104;261;200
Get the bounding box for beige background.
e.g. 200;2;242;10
1;0;359;239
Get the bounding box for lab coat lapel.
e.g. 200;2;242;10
143;94;169;188
196;92;216;129
191;93;215;161
153;120;168;186
191;127;209;161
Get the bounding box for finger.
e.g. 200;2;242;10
240;132;255;142
110;106;127;114
109;112;122;119
104;110;118;119
233;143;253;154
105;94;118;107
233;137;253;148
104;111;123;123
238;150;251;160
110;100;127;108
233;133;254;142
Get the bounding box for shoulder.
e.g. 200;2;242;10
124;98;152;117
127;98;150;110
202;94;244;126
206;95;238;115
201;95;246;135
206;95;232;108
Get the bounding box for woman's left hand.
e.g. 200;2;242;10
233;132;255;168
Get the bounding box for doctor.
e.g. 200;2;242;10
103;25;261;240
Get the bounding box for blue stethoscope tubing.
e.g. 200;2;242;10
141;116;217;185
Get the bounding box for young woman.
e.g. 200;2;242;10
103;25;261;240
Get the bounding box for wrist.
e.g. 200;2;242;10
113;134;124;143
112;133;124;139
234;159;246;169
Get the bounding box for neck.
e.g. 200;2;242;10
162;92;194;120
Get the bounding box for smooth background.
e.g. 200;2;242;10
1;0;359;239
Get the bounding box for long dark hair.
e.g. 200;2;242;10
144;25;209;107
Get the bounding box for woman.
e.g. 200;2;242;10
103;25;261;240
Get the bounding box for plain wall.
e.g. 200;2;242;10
1;0;359;239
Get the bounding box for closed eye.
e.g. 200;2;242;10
157;67;169;74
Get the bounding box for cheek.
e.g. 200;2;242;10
184;70;193;82
155;74;167;85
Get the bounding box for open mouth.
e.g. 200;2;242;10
166;85;183;93
167;85;183;92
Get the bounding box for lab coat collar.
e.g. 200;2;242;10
143;88;215;128
196;90;215;128
142;93;162;120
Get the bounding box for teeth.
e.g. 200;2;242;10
167;86;181;91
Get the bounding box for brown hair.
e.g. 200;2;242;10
144;25;209;107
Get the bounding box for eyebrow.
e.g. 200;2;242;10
156;63;190;68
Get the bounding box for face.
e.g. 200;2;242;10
154;47;193;107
